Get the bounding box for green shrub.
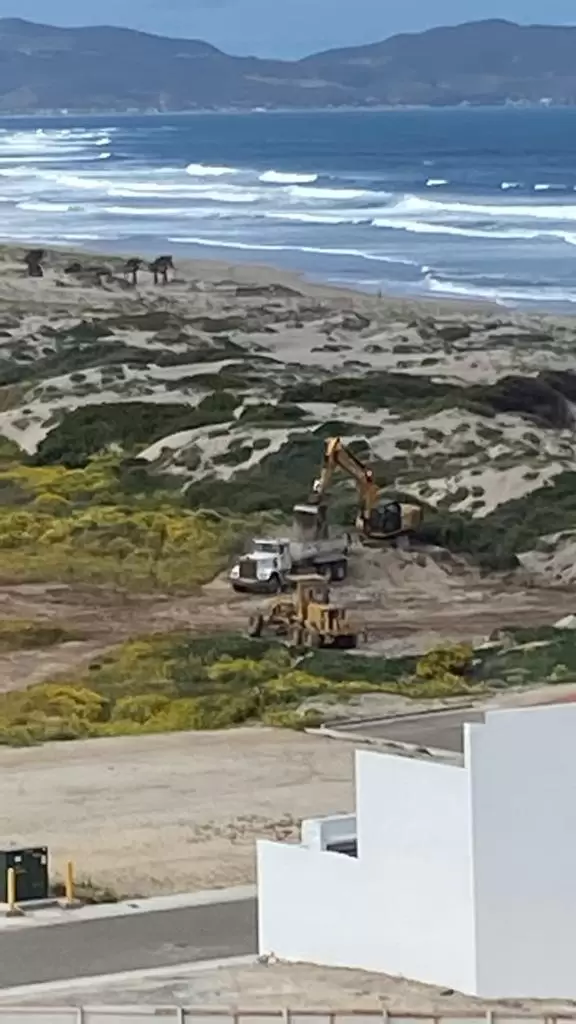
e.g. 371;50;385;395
34;396;238;468
0;619;78;651
213;445;253;467
10;625;576;745
111;694;170;724
238;404;306;425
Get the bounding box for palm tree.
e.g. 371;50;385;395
123;257;143;286
149;255;174;285
24;250;45;278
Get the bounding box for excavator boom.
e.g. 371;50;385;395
311;437;422;544
313;438;379;510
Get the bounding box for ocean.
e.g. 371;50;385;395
2;107;576;310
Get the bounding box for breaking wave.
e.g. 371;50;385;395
259;170;318;184
185;163;238;177
385;194;576;221
168;234;421;267
425;272;576;306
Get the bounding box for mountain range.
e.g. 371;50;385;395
0;17;575;112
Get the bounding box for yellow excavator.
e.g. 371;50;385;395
310;437;423;546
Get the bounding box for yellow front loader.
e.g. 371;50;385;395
248;573;360;649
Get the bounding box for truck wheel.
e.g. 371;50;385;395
330;560;347;582
248;613;264;638
336;634;358;650
268;574;282;594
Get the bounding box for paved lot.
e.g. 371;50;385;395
338;709;485;753
0;899;257;988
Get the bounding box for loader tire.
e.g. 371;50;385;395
289;625;304;648
330;560;347;582
394;533;410;551
303;628;322;649
335;634;358;650
248;613;264;638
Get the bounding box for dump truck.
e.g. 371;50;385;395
229;503;350;593
247;573;360;649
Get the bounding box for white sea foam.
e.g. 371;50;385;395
389;194;576;221
259;170;318;184
185;163;238;177
17;201;76;213
426;178;449;187
167;234;420;267
371;216;542;240
286;184;368;200
501;182;520;190
424;272;576;305
267;211;369;226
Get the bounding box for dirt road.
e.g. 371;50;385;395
0;547;574;691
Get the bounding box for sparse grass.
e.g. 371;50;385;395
474;625;576;688
50;877;120;904
0;619;78;651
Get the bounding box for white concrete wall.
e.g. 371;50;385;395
467;704;576;998
258;751;476;993
259;705;576;998
301;813;356;851
355;751;476;988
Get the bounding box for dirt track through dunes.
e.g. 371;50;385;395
0;729;363;896
0;549;575;688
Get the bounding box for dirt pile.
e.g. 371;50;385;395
343;545;472;606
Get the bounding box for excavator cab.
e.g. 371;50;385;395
360;500;402;541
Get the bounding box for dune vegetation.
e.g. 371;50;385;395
3;625;573;747
0;444;269;591
0;634;481;745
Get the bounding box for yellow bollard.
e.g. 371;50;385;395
5;867;23;917
65;860;74;904
59;859;80;910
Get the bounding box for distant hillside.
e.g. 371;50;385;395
0;17;576;111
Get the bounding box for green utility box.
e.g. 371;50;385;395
0;847;49;903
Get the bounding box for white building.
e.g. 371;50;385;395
258;704;576;998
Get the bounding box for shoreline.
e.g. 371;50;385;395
0;239;542;323
0;105;571;118
3;233;569;319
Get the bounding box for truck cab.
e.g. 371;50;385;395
229;538;292;593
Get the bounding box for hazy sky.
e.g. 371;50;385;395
4;1;575;57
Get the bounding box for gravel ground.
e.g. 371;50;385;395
5;958;576;1013
0;728;362;895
